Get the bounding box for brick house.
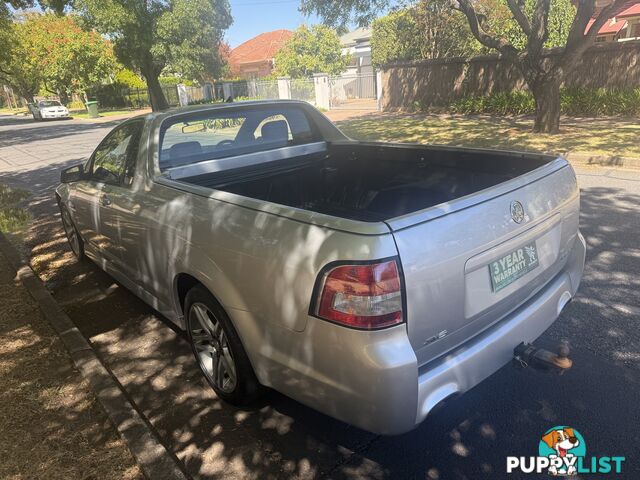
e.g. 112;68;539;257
229;30;293;79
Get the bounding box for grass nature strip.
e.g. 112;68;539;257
337;114;640;158
0;248;143;480
0;184;31;233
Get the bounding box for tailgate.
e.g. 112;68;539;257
388;159;580;366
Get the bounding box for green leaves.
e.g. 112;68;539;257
0;18;44;101
76;0;232;82
371;1;483;66
479;0;576;50
371;9;422;66
273;25;349;78
154;0;232;82
23;13;117;99
299;0;388;30
450;88;640;117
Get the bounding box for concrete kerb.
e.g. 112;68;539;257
0;232;189;480
563;152;640;170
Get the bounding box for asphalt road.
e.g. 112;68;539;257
1;113;638;480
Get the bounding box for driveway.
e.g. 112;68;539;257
1;114;639;479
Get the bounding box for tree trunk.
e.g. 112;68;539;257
142;69;168;111
530;76;562;134
19;90;35;105
59;90;70;106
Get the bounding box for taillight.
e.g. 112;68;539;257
312;259;404;329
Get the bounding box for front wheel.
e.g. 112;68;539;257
185;285;263;405
59;204;84;260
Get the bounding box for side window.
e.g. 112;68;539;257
90;121;143;185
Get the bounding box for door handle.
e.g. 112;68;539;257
101;195;112;206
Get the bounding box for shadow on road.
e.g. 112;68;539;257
0;117;121;149
548;185;640;371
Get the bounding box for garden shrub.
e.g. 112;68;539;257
450;87;640;117
67;100;86;110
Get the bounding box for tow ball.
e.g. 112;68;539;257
513;341;573;372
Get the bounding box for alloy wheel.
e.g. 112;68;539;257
61;208;80;257
189;302;237;393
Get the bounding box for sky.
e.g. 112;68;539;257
225;0;321;47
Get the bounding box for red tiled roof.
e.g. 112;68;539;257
617;3;640;16
582;0;639;16
229;30;293;67
587;17;628;34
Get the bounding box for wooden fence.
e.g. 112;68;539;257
379;40;640;110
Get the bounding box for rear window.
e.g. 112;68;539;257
159;105;320;171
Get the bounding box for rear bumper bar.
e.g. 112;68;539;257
414;230;585;429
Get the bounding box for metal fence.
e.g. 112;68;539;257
92;85;180;109
251;79;279;100
88;73;378;110
329;74;377;109
184;85;204;103
290;78;316;104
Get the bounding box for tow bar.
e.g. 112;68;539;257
513;341;573;372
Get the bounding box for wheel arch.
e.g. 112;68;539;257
174;272;204;316
173;271;234;318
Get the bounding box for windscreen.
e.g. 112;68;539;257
159;105;320;171
39;100;62;107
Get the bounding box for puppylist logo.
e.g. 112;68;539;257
507;426;626;476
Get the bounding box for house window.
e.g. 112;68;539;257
595;36;607;42
632;22;640;38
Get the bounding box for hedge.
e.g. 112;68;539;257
449;87;640;117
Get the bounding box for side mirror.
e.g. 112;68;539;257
61;164;84;183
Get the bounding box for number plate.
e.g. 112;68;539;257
489;242;539;292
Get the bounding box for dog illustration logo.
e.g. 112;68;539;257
524;245;537;262
508;426;624;475
539;426;586;476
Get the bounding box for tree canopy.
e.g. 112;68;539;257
0;13;117;103
371;9;423;67
29;14;117;102
3;0;68;16
371;0;483;66
0;19;42;102
75;0;232;110
371;0;575;67
273;25;349;78
479;0;576;50
299;0;386;30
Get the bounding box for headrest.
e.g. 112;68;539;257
169;141;202;160
261;120;289;145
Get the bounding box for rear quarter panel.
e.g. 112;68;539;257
141;182;400;334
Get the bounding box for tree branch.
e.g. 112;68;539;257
506;0;531;36
43;81;57;95
528;0;550;58
453;0;520;62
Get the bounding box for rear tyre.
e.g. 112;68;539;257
185;285;263;405
59;204;85;260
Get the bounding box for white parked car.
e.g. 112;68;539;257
30;100;70;120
